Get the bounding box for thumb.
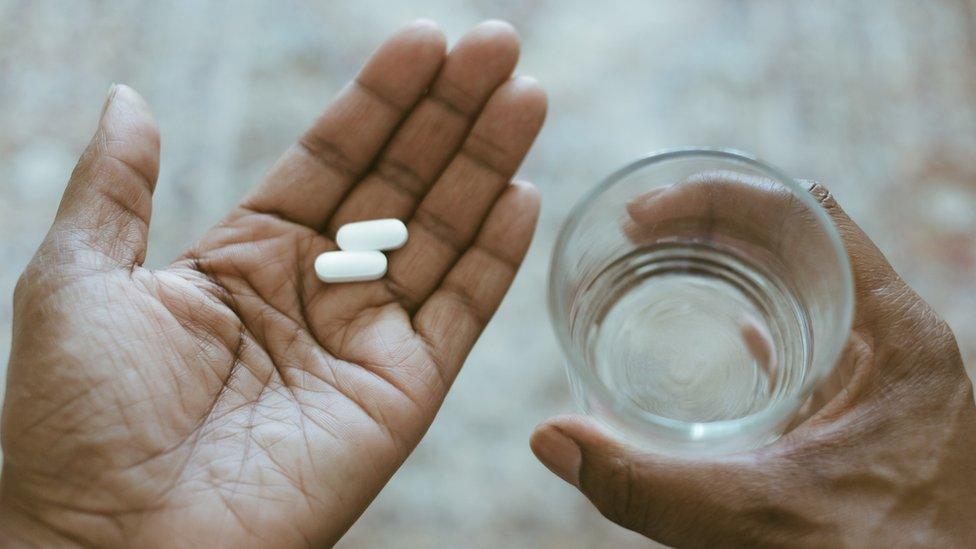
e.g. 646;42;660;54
48;84;160;270
531;415;812;547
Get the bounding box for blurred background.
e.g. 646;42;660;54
2;1;975;546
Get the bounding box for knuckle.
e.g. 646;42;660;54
13;259;43;309
803;180;838;209
930;315;957;343
13;267;33;302
925;314;963;365
12;259;53;312
14;240;82;305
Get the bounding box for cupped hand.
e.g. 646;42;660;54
1;20;546;547
531;180;976;547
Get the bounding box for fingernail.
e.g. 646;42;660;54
100;83;120;120
533;427;581;487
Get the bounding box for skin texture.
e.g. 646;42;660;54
1;20;546;547
531;177;976;547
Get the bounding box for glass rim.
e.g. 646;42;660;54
547;147;855;445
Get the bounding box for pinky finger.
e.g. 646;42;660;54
413;181;540;382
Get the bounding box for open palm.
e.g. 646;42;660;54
1;20;545;547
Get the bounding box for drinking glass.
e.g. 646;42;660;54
548;148;853;456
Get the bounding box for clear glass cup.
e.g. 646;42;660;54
548;148;853;456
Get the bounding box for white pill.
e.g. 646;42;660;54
336;218;408;251
314;251;387;283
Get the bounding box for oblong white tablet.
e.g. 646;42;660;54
336;218;408;251
314;251;387;283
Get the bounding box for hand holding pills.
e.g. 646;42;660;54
2;20;545;546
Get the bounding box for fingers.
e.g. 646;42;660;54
386;78;547;308
802;182;902;306
413;181;540;380
802;182;963;378
326;20;521;234
624;171;800;248
46;84;160;269
623;174;914;331
241;19;447;228
530;415;809;547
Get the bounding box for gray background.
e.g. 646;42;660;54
2;1;975;547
